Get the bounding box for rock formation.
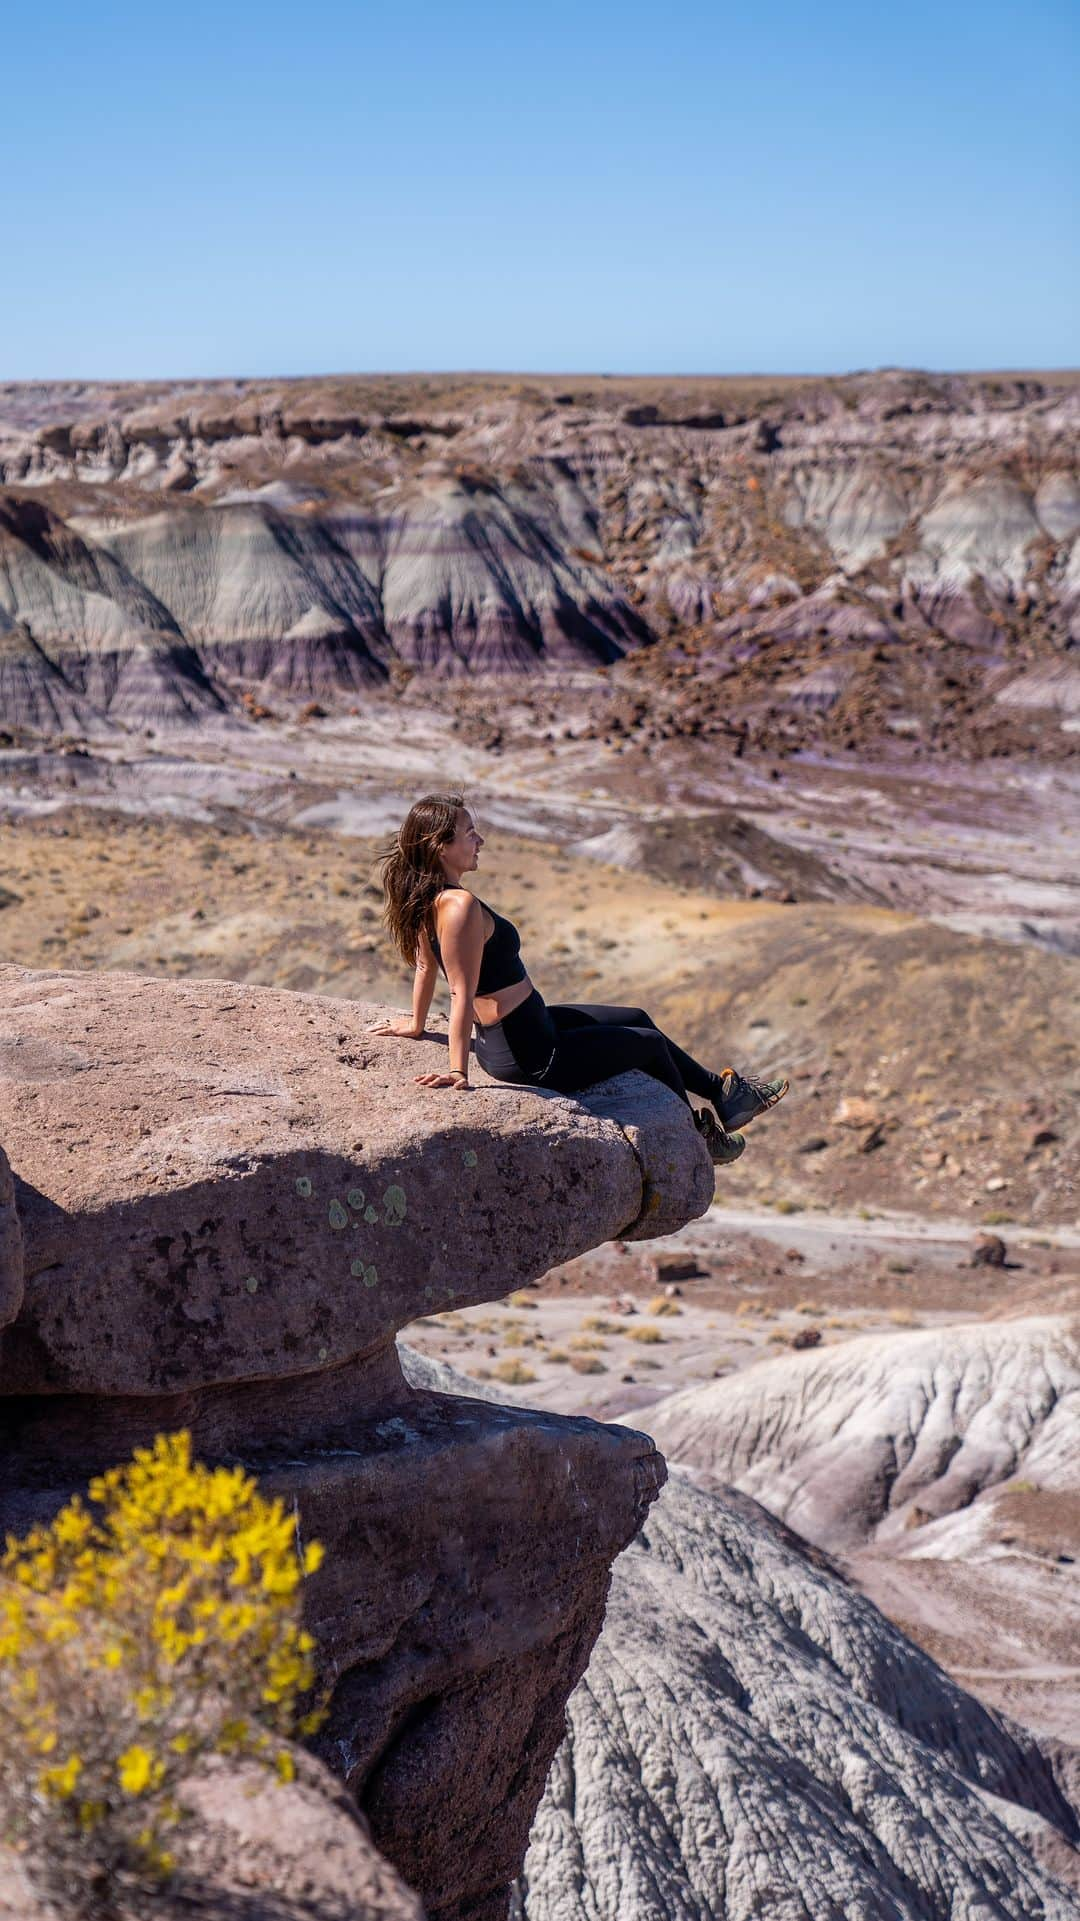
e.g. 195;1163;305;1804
641;1315;1080;1802
515;1474;1080;1920
0;371;1076;750
0;1749;427;1920
0;963;713;1920
640;1314;1079;1548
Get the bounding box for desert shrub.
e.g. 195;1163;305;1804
546;1349;571;1364
568;1335;606;1353
627;1324;664;1345
581;1316;618;1333
491;1359;537;1384
889;1307;920;1327
645;1296;682;1317
568;1355;607;1375
506;1291;538;1310
0;1430;325;1912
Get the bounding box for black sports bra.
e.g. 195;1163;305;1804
428;887;528;995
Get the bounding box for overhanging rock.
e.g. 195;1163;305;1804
0;965;713;1396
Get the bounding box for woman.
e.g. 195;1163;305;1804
367;793;787;1164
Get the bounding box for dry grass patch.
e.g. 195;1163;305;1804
582;1315;619;1333
491;1358;537;1385
627;1324;665;1345
568;1354;607;1375
506;1291;538;1310
646;1295;683;1317
568;1334;607;1353
889;1307;921;1328
794;1300;823;1316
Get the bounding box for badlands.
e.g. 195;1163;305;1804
0;369;1078;1916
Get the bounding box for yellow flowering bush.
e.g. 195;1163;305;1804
0;1430;326;1905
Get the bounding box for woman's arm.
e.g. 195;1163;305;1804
415;894;482;1090
367;927;439;1038
410;929;438;1034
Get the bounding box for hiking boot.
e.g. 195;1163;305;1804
715;1067;789;1132
693;1107;747;1166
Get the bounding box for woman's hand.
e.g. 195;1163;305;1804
367;1018;424;1038
414;1070;473;1091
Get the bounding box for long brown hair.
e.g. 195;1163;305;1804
378;792;467;965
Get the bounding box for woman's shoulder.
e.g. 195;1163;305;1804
433;887;483;924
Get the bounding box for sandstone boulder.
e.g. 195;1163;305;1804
0;964;705;1921
0;964;712;1396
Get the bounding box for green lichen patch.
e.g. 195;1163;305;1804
328;1199;349;1231
461;1149;478;1169
382;1184;407;1226
347;1186;365;1210
295;1176;312;1198
364;1204;378;1225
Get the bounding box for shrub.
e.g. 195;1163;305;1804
581;1316;618;1333
0;1430;325;1910
645;1296;682;1317
568;1355;607;1375
568;1335;606;1353
506;1291;538;1310
627;1324;664;1345
491;1359;537;1385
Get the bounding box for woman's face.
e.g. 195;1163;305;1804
441;808;484;874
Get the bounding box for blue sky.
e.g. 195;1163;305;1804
3;0;1076;377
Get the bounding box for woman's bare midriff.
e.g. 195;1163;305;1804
473;975;534;1029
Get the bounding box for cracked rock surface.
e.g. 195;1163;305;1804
515;1474;1080;1920
641;1313;1079;1548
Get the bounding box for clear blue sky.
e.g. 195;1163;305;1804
3;0;1076;378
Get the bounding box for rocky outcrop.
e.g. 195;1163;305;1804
515;1474;1080;1920
1;371;1076;739
641;1315;1079;1548
0;1749;427;1919
0;964;711;1920
0;964;707;1399
0;470;649;731
641;1316;1080;1785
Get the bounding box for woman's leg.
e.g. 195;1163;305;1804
541;1010;695;1105
547;1003;725;1105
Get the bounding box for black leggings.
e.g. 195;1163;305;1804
472;988;723;1109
